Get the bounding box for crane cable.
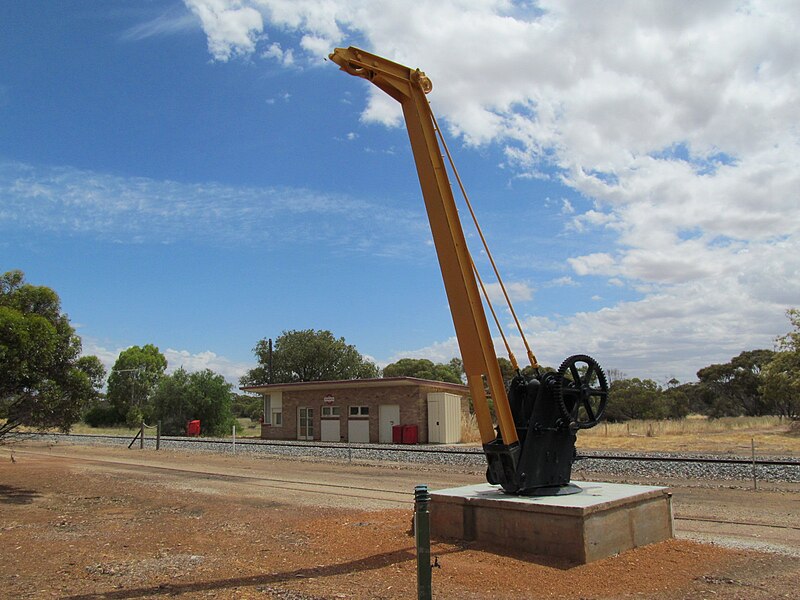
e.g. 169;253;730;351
471;256;519;371
430;110;540;371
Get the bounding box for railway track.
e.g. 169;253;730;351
25;431;800;468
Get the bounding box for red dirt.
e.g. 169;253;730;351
1;442;797;599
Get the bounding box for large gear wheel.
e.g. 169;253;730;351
556;354;609;429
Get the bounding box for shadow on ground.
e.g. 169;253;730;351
0;484;41;505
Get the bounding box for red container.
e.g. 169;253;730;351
392;424;403;444
186;420;201;436
402;424;418;444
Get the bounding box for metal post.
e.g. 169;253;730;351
140;422;144;450
127;428;141;449
751;438;757;490
232;424;236;455
414;484;432;600
268;338;273;384
156;420;161;451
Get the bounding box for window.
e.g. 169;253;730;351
349;406;369;416
322;406;340;417
262;394;282;426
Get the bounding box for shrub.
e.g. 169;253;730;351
82;402;123;428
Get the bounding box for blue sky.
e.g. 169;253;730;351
2;1;798;386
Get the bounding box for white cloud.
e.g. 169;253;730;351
185;0;265;61
81;339;253;387
163;348;252;385
121;8;198;41
545;276;577;288
483;281;534;304
0;161;428;259
262;42;294;65
567;253;617;277
186;0;800;380
388;336;460;366
569;209;616;233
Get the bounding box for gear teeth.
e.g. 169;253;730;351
555;354;609;430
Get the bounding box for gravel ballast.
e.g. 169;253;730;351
23;432;800;485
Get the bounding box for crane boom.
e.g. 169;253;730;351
330;47;608;495
329;47;517;448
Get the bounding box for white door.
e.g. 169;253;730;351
428;397;442;443
297;407;313;440
320;419;340;442
379;404;400;443
347;419;370;443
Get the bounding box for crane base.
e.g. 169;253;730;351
429;481;673;564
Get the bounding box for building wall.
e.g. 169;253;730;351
258;382;467;444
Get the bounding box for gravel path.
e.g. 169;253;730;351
22;432;800;484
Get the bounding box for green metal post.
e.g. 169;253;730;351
156;420;161;451
415;484;432;600
139;422;144;450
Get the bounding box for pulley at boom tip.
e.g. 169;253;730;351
328;46;433;94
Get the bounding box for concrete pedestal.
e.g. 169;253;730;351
430;481;673;564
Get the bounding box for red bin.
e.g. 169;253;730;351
392;424;403;444
186;420;201;436
402;424;418;444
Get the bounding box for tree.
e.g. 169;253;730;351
231;393;263;419
604;378;668;421
660;385;691;419
240;329;379;385
497;357;517;385
151;368;235;436
447;357;465;383
0;270;104;440
106;344;167;426
667;382;710;415
696;349;774;417
761;309;800;419
382;358;464;384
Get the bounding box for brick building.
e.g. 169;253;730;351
241;377;470;444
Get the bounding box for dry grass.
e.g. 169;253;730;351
68;423;141;436
15;418;261;439
460;414;800;457
460;412;483;444
587;415;785;437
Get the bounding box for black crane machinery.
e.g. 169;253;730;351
329;47;609;495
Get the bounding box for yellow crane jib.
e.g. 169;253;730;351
330;47;609;495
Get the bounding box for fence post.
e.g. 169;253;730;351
140;422;144;450
751;437;757;490
232;424;236;455
156;420;161;451
414;484;432;600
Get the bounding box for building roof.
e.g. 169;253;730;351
241;376;469;395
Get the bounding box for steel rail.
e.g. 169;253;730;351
674;515;800;531
575;452;800;467
25;432;800;467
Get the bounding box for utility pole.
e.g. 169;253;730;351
116;367;143;407
268;338;273;384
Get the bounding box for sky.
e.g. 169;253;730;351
2;0;798;388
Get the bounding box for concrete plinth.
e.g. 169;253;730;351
430;481;673;564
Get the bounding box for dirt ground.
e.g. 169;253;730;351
1;441;799;599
